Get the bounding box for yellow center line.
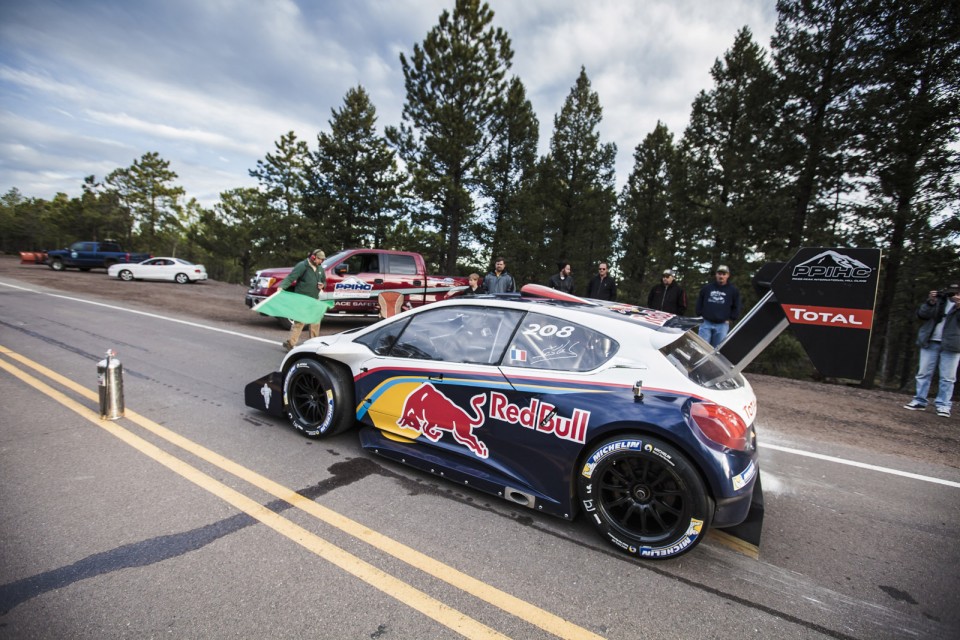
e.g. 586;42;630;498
0;352;507;640
0;345;606;640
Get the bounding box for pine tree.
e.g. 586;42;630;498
541;67;617;292
386;0;513;274
105;152;185;251
311;86;406;251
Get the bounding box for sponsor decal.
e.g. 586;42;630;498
488;392;589;444
608;305;674;327
643;443;674;465
781;304;873;329
395;383;592;458
333;276;375;299
743;398;757;420
510;347;527;362
581;439;643;478
260;383;272;409
791;250;874;283
397;383;489;458
732;460;757;491
638;519;703;558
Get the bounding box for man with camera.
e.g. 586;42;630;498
904;283;960;417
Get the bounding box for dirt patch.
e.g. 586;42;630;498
3;254;957;470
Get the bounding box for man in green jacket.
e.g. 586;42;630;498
279;249;327;351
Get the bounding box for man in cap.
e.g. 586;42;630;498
695;264;742;347
278;249;327;351
903;283;960;417
647;268;687;315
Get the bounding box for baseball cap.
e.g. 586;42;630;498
945;283;960;294
716;265;729;273
662;269;674;277
311;249;326;260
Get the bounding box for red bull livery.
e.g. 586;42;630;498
245;247;881;560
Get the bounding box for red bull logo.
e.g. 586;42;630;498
397;383;489;458
488;392;589;443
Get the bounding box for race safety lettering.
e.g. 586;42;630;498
638;519;704;558
781;304;873;329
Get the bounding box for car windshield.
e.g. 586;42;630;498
659;330;744;389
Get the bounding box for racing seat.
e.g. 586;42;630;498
378;291;405;319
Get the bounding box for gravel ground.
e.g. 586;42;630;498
3;254;956;470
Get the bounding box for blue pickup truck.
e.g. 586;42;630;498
46;241;151;272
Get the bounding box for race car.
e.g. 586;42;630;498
245;248;881;560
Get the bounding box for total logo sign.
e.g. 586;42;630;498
333;276;374;298
781;304;873;329
396;383;591;459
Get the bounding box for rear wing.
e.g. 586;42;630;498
719;248;882;381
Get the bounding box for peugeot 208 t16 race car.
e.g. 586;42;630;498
246;284;761;559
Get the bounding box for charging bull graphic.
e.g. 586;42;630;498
397;383;489;458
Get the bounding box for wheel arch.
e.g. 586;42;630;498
568;420;719;520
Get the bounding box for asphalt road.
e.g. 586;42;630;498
1;278;958;639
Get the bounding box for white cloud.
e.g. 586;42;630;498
0;0;778;205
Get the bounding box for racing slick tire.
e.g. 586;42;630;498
578;436;712;559
283;359;354;438
174;272;189;284
118;269;134;281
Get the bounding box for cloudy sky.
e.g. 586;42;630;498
1;0;778;206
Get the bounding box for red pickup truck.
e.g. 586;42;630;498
245;248;470;319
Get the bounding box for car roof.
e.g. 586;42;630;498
434;284;695;333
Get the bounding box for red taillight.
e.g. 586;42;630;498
690;402;749;451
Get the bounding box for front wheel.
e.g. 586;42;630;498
50;258;64;271
174;273;189;284
578;436;712;559
118;269;134;281
283;359;354;438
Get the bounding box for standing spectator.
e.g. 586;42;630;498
695;265;742;347
462;273;486;296
548;261;575;294
586;262;617;301
279;249;327;351
903;284;960;417
647;269;687;315
484;257;516;294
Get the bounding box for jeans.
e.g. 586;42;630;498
912;342;960;410
698;320;729;348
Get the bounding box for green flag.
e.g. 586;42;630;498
252;290;335;324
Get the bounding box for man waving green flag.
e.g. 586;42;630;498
252;249;331;351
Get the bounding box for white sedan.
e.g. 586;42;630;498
108;257;207;284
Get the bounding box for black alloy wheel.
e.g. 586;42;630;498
282;359;354;438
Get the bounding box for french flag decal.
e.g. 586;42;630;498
510;348;527;362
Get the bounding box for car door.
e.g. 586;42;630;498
328;251;383;314
138;258;166;280
353;305;522;460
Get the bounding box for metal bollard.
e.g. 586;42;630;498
98;349;125;420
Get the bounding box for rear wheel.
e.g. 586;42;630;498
174;273;189;284
578;436;712;559
118;269;134;281
283;359;354;438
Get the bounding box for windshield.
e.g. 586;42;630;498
659;329;744;390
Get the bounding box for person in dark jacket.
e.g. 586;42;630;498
462;273;486;296
484;257;516;294
279;248;326;351
647;269;687;315
695;264;742;347
586;262;617;301
903;283;960;417
548;261;575;294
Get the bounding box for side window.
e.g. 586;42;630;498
101;243;121;252
387;254;418;275
357;306;523;363
70;242;86;251
504;312;618;372
342;253;377;274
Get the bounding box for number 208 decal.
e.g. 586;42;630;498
522;323;576;338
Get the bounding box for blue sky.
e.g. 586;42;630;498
0;0;778;206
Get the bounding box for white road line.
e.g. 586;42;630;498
0;282;279;345
763;442;960;488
